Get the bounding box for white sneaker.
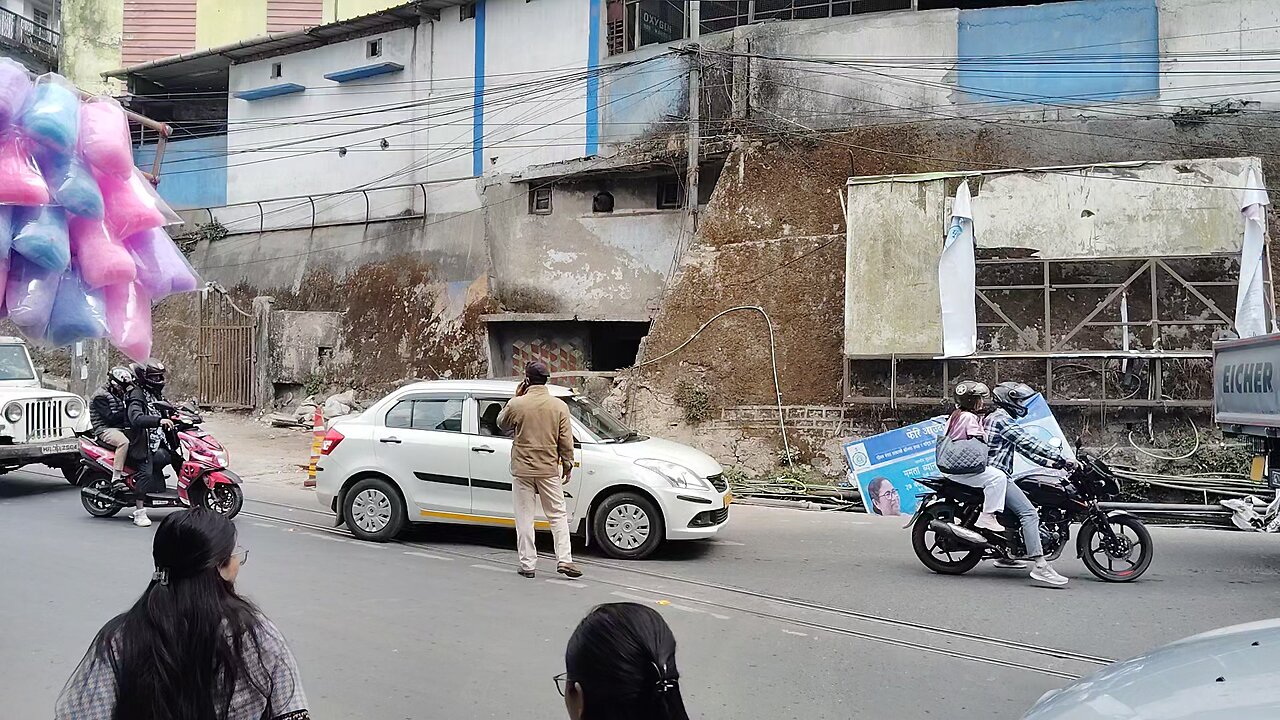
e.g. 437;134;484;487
132;509;152;528
975;513;1006;532
993;559;1029;569
1030;564;1068;586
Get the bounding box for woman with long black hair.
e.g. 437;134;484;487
557;602;692;720
55;509;309;720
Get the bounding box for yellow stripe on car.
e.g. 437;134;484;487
420;509;550;530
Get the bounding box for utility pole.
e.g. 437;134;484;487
685;1;700;235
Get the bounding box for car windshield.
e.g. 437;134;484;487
0;345;35;381
564;395;636;442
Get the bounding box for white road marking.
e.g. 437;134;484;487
303;532;347;544
611;591;656;603
251;522;276;528
546;578;588;589
710;613;731;620
709;539;746;546
609;591;729;619
782;629;809;637
471;563;511;574
404;551;452;561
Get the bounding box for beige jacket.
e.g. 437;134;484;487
496;385;574;479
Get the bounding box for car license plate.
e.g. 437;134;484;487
42;442;77;454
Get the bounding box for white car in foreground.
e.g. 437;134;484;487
315;380;731;559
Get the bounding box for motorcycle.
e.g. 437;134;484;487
907;447;1153;582
76;401;244;520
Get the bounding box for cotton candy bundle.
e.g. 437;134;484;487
12;205;70;272
7;254;59;335
69;216;135;288
19;74;79;156
37;149;104;218
47;270;108;346
0;59;32;129
125;227;199;298
103;281;152;362
98;169;167;239
0;132;50;206
78;98;133;178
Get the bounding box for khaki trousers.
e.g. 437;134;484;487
513;476;572;571
97;429;130;475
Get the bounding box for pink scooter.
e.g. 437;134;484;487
77;401;244;520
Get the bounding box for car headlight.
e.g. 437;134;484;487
65;399;84;418
4;403;21;423
635;459;711;490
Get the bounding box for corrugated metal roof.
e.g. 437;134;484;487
267;0;324;34
121;0;197;67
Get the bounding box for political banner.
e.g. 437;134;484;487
842;394;1073;517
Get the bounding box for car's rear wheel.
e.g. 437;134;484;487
344;477;406;542
593;491;663;560
60;463;81;486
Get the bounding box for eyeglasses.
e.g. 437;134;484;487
553;672;569;697
231;546;249;566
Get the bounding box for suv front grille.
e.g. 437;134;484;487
25;399;67;441
707;473;727;492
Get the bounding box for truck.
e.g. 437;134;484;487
1213;333;1280;487
0;336;91;483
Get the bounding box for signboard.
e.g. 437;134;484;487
842;395;1074;517
638;0;680;45
1214;335;1280;433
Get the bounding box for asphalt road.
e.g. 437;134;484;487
6;471;1280;720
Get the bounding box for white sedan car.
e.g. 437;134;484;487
315;380;731;559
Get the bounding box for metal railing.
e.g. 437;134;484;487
0;7;59;70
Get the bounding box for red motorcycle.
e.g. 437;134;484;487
76;402;244;520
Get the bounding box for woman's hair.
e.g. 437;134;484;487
565;603;690;720
88;509;274;720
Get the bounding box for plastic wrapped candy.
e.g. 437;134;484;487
7;254;59;336
0;59;32;129
36;149;104;218
47;269;108;347
79;98;134;178
12;205;70;272
19;73;80;156
124;227;200;298
103;281;152;362
0;132;50;206
69;216;134;288
98;169;168;239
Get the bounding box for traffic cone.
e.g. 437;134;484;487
305;406;322;488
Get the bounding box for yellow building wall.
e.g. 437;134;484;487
196;0;269;49
322;0;405;24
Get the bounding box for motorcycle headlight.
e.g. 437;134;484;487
635;459;710;490
4;403;22;423
65;399;84;419
211;447;229;467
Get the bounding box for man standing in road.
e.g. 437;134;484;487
498;361;583;579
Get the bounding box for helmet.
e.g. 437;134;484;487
106;366;133;394
131;360;167;393
991;382;1038;418
952;380;990;411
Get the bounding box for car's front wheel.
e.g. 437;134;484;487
344;477;406;542
593;491;664;560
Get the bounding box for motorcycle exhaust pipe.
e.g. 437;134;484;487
80;487;117;503
928;519;991;549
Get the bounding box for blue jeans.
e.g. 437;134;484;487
1003;482;1043;557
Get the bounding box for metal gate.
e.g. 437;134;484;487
198;288;255;408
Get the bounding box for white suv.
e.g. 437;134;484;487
315;380;730;559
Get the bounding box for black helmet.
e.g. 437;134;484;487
107;366;133;394
991;382;1037;418
952;380;990;411
132;360;166;393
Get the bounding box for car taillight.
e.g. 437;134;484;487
320;427;344;456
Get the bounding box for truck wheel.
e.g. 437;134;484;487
593;492;664;560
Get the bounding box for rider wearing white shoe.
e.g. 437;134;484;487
985;382;1077;587
942;381;1009;534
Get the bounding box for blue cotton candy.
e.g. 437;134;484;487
47;269;107;346
36;150;104;218
6;254;58;336
19;78;79;156
12;205;70;272
0;206;13;257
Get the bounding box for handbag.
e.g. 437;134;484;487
935;433;989;475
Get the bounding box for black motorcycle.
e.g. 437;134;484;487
907;448;1153;582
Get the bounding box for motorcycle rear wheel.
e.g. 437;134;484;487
81;474;123;518
1078;514;1153;582
911;502;983;575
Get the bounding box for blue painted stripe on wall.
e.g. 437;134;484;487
585;0;602;156
135;136;227;210
957;0;1158;105
472;0;486;177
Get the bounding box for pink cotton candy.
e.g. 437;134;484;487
98;169;165;239
79;99;134;178
0;132;50;206
124;227;200;298
69;216;136;289
103;281;152;362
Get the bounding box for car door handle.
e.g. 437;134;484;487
471;446;495;454
380;437;402;444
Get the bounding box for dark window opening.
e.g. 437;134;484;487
657;180;683;210
529;186;553;214
270;62;282;79
367;38;383;58
461;2;478;20
589;322;650;371
592;191;615;213
317;346;333;368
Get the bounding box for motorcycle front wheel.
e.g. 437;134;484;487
197;483;244;520
1077;514;1153;582
911;501;983;575
81;474;123;518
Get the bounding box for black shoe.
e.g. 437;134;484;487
518;568;535;578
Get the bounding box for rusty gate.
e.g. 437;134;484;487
198;288;255;408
